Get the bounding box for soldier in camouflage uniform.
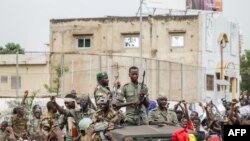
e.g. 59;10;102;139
148;95;178;126
52;94;79;141
91;97;120;141
94;71;112;104
53;94;96;141
78;94;96;120
92;97;120;123
9;106;29;140
116;66;150;125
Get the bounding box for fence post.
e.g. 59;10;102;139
181;64;183;100
16;51;19;100
156;60;160;98
169;62;172;100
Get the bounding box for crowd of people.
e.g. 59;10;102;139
0;66;249;141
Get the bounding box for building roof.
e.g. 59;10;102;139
0;54;47;65
50;15;199;24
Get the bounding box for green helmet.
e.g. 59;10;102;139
78;118;93;131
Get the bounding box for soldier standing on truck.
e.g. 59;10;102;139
116;66;149;125
94;71;112;105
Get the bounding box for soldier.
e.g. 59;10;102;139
92;97;120;123
10;105;29;140
52;94;80;141
94;71;112;104
116;66;150;125
78;118;115;141
78;94;96;120
75;94;97;141
148;95;178;126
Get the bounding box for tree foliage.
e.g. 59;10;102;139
44;64;69;95
240;50;250;96
0;42;25;54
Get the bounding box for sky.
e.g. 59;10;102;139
0;0;249;52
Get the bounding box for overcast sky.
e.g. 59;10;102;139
0;0;249;52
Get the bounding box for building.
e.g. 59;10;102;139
0;53;50;97
49;14;240;102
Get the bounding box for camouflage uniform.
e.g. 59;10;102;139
40;112;65;141
92;108;118;123
94;84;112;104
148;107;178;125
59;108;96;129
10;114;28;138
92;108;119;141
116;82;149;125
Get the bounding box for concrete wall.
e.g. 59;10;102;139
0;54;50;96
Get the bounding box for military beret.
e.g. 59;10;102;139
96;71;108;79
157;94;167;100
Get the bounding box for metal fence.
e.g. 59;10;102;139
50;53;202;102
0;52;203;101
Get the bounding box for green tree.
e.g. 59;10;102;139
240;50;250;96
44;64;69;95
0;42;25;54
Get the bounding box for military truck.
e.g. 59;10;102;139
110;125;194;141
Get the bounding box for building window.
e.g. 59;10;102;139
170;34;185;47
74;35;92;48
206;75;214;91
11;76;21;89
123;34;139;48
1;76;8;83
216;73;221;91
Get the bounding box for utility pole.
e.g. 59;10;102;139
16;51;19;99
139;0;143;70
71;59;74;89
219;33;229;99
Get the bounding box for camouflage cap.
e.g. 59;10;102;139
96;71;108;79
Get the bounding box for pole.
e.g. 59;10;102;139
220;42;224;92
71;59;74;89
139;0;143;70
169;63;172;100
99;55;102;71
156;60;160;98
181;64;183;100
16;51;19;99
89;55;92;94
